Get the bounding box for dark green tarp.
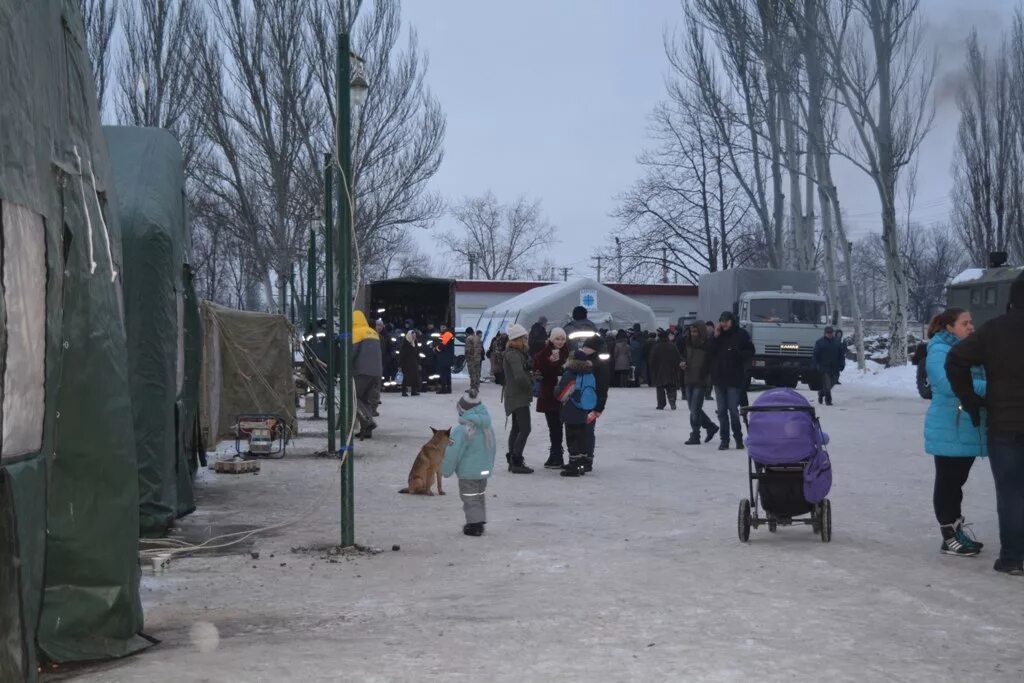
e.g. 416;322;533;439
105;126;197;536
0;0;148;675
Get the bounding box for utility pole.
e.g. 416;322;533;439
615;237;623;282
337;32;355;548
324;154;335;446
561;267;570;282
661;248;668;284
468;254;476;279
593;256;602;282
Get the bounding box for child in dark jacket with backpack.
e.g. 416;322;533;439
555;336;610;477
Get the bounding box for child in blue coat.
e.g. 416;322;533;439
924;308;987;556
443;392;497;536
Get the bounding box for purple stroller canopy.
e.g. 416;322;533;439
745;388;832;504
746;389;821;466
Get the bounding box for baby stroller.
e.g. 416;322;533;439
737;388;833;543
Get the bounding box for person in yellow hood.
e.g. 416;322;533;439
352;310;383;438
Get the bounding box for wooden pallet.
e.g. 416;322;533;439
215;459;261;474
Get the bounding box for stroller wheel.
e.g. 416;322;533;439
819;499;832;543
738;499;752;543
811;505;821;534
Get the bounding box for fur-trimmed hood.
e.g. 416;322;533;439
564;358;593;373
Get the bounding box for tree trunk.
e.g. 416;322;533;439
816;155;840;319
880;194;910;366
782;88;805;269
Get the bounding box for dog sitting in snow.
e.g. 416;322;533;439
398;427;451;495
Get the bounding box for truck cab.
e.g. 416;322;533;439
739;288;829;389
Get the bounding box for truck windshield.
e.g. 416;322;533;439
749;299;826;324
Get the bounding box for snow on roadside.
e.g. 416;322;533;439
840;360;919;397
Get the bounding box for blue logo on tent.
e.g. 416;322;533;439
581;293;596;308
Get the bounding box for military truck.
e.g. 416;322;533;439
698;268;831;390
946;253;1022;328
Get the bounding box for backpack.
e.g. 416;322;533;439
571;372;598;411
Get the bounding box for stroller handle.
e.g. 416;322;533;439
740;405;816;416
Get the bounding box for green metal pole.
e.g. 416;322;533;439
324;153;336;453
308;221;320;419
337;32;355;547
307;225;316;330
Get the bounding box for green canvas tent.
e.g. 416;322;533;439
105;126;202;536
0;1;149;677
200;302;297;445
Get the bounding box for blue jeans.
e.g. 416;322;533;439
988;434;1024;563
715;386;743;442
686;386;716;437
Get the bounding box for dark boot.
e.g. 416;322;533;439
684;433;702;446
463;522;485;537
543;451;565;469
561;456;585;477
669;402;677;411
582;455;594;473
505;452;512;468
735;436;744;450
509;456;534;474
718;441;730;451
704;424;719;444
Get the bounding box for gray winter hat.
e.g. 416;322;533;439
458;391;482;415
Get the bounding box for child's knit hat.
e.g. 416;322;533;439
457;391;482;415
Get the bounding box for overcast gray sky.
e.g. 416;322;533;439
402;0;1012;277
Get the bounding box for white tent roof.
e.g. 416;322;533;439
474;278;657;347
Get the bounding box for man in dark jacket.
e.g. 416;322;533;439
813;326;846;406
707;311;755;450
564;306;600;353
946;271;1024;576
649;329;682;410
434;325;455;394
528;316;548;356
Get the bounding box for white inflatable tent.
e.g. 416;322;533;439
473;277;658;350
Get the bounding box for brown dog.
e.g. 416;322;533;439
398;427;451;495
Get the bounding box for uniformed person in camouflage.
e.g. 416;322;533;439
464;327;484;397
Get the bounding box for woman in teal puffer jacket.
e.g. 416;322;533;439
924;307;987;556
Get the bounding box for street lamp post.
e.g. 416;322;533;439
336;32;367;548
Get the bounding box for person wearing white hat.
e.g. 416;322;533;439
502;323;535;473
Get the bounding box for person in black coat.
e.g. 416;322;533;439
398;330;421;396
528;316;549;356
649;330;682;410
946;272;1024;575
707;311;755;450
812;326;846;406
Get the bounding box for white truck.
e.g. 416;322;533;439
698;268;831;390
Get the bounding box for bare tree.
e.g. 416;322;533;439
614;92;754;284
309;0;446;280
439;193;557;281
374;227;434;279
79;0;118;117
196;0;323;313
116;0;207;177
951;29;1023;265
818;0;936;366
681;3;790;268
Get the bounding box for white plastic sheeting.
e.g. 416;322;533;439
474;278;657;351
1;202;46;459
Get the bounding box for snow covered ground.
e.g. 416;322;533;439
60;375;1023;682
